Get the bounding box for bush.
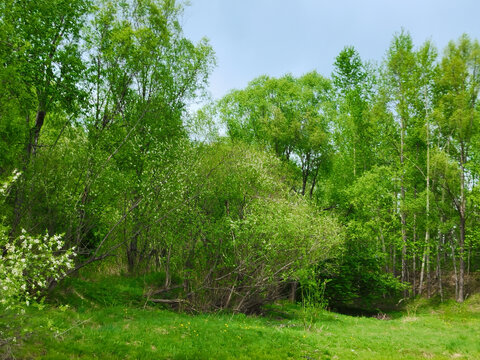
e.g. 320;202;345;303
0;171;76;310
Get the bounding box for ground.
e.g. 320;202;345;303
3;274;480;359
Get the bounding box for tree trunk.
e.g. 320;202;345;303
419;249;426;296
426;251;431;298
27;109;46;155
301;154;310;196
309;165;320;198
400;117;407;288
289;281;297;303
353;144;356;178
424;112;430;298
457;146;466;302
436;236;443;302
379;224;388;273
458;216;465;302
412;225;416;297
392;244;396;278
127;235;138;273
401;211;407;285
450;235;459;300
164;247;172;289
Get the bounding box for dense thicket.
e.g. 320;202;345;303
1;0;479;312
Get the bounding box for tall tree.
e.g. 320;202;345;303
79;0;215;272
385;30;417;286
412;41;438;297
332;46;372;179
434;34;480;302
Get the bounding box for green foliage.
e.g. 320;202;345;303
0;172;76;310
322;253;406;308
214;72;333;196
154;142;344;312
297;267;330;330
0;229;76;309
0;0;216;281
0;171;76;358
331;46;377;182
1;0;480;327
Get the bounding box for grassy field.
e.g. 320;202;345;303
4;274;480;359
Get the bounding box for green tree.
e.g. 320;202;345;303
433;34;480;302
0;0;91;157
216;72;332;197
385;30;417;287
332;46;372;179
76;0;215;272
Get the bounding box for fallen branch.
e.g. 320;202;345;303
148;298;185;304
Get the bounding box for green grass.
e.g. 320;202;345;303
4;274;480;359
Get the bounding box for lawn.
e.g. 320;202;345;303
4;275;480;359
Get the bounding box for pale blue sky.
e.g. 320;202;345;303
182;0;479;100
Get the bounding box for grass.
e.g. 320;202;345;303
3;274;480;359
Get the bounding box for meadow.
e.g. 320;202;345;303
5;274;480;360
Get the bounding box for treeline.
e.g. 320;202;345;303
0;0;479;312
206;33;480;304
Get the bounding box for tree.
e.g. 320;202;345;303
69;0;215;272
412;40;438;297
332;46;372;179
215;72;332;197
385;30;417;287
0;0;91;157
433;34;480;302
0;0;215;276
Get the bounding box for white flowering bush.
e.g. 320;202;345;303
0;229;76;309
0;171;76;309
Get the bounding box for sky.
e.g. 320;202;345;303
182;0;479;101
